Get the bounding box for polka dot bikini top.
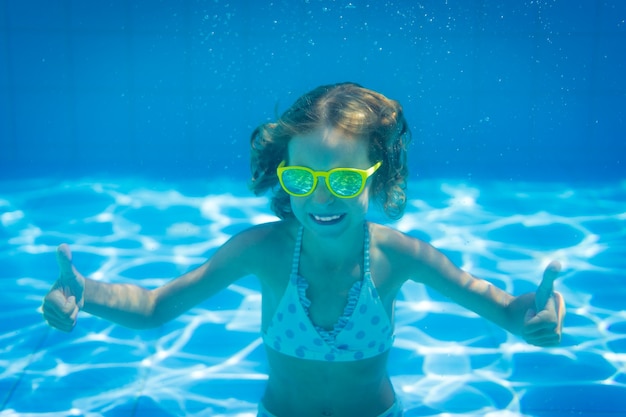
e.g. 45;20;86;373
262;223;395;362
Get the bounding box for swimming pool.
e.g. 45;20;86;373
1;177;624;416
2;0;625;416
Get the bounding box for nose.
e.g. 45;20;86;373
311;179;334;205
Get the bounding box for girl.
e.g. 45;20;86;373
43;82;565;417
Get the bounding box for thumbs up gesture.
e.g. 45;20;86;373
522;261;565;347
42;244;86;332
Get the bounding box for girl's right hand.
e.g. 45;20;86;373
42;244;85;332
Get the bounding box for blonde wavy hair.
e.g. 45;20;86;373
249;82;411;220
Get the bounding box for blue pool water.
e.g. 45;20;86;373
1;1;625;416
1;178;625;416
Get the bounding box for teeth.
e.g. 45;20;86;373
313;214;342;222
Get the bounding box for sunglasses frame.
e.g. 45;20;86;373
277;160;382;198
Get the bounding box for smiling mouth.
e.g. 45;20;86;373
310;214;345;225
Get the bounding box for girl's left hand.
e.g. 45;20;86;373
522;261;565;347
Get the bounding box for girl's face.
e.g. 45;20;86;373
286;126;373;238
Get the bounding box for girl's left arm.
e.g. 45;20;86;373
405;238;565;347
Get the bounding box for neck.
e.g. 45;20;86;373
301;222;366;269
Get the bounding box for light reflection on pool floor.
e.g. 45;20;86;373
1;177;625;416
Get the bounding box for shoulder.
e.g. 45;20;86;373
227;219;297;252
368;222;426;257
221;219;299;272
368;222;441;283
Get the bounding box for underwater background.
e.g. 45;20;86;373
1;1;625;416
1;0;623;181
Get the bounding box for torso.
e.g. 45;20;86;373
252;220;406;416
236;215;512;415
263;348;395;416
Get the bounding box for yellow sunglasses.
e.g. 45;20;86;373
277;160;382;198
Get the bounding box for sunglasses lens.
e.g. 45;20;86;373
281;169;314;195
329;171;363;197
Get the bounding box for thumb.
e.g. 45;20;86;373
56;244;85;307
535;260;561;312
56;243;74;276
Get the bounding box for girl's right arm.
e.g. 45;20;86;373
42;227;266;332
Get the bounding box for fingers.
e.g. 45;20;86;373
523;327;561;346
523;325;561;346
42;290;79;332
524;332;562;347
523;291;565;347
